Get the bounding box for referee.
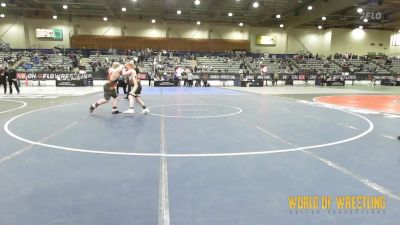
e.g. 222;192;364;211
0;66;7;94
7;67;20;94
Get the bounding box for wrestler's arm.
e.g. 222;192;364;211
115;65;125;74
121;68;133;77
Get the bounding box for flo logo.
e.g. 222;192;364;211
360;11;383;21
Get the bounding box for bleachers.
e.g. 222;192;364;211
260;59;297;74
7;49;398;79
196;57;241;73
333;58;389;74
295;59;341;74
15;53;74;72
142;56;192;74
378;59;400;74
0;52;19;66
40;54;73;71
389;60;400;73
0;52;9;65
87;54;123;72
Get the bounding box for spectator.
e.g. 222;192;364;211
261;65;268;76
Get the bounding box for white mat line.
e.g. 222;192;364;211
158;102;170;225
0;99;27;114
257;121;400;202
0;121;79;164
303;150;400;201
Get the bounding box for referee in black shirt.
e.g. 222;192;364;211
0;66;7;94
7;67;20;94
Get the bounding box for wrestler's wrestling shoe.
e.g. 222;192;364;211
123;109;135;114
112;109;121;114
89;104;96;113
142;108;150;114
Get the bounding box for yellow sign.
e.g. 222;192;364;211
255;35;277;46
288;195;386;211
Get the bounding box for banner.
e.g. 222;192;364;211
138;73;148;80
15;71;397;82
154;80;178;87
17;72;94;81
255;36;277;46
56;80;88;87
36;29;63;40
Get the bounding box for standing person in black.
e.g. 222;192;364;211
270;73;275;86
116;76;127;95
203;74;209;87
0;66;7;94
148;72;153;87
7;67;20;94
187;69;194;87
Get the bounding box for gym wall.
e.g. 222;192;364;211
0;16;398;55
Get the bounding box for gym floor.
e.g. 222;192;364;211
0;85;399;225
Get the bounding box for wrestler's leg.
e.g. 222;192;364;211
135;96;149;114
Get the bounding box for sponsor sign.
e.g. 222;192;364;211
17;72;93;81
36;29;63;40
154;81;178;87
255;35;277;46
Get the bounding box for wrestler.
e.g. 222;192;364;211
122;62;150;114
89;62;124;114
